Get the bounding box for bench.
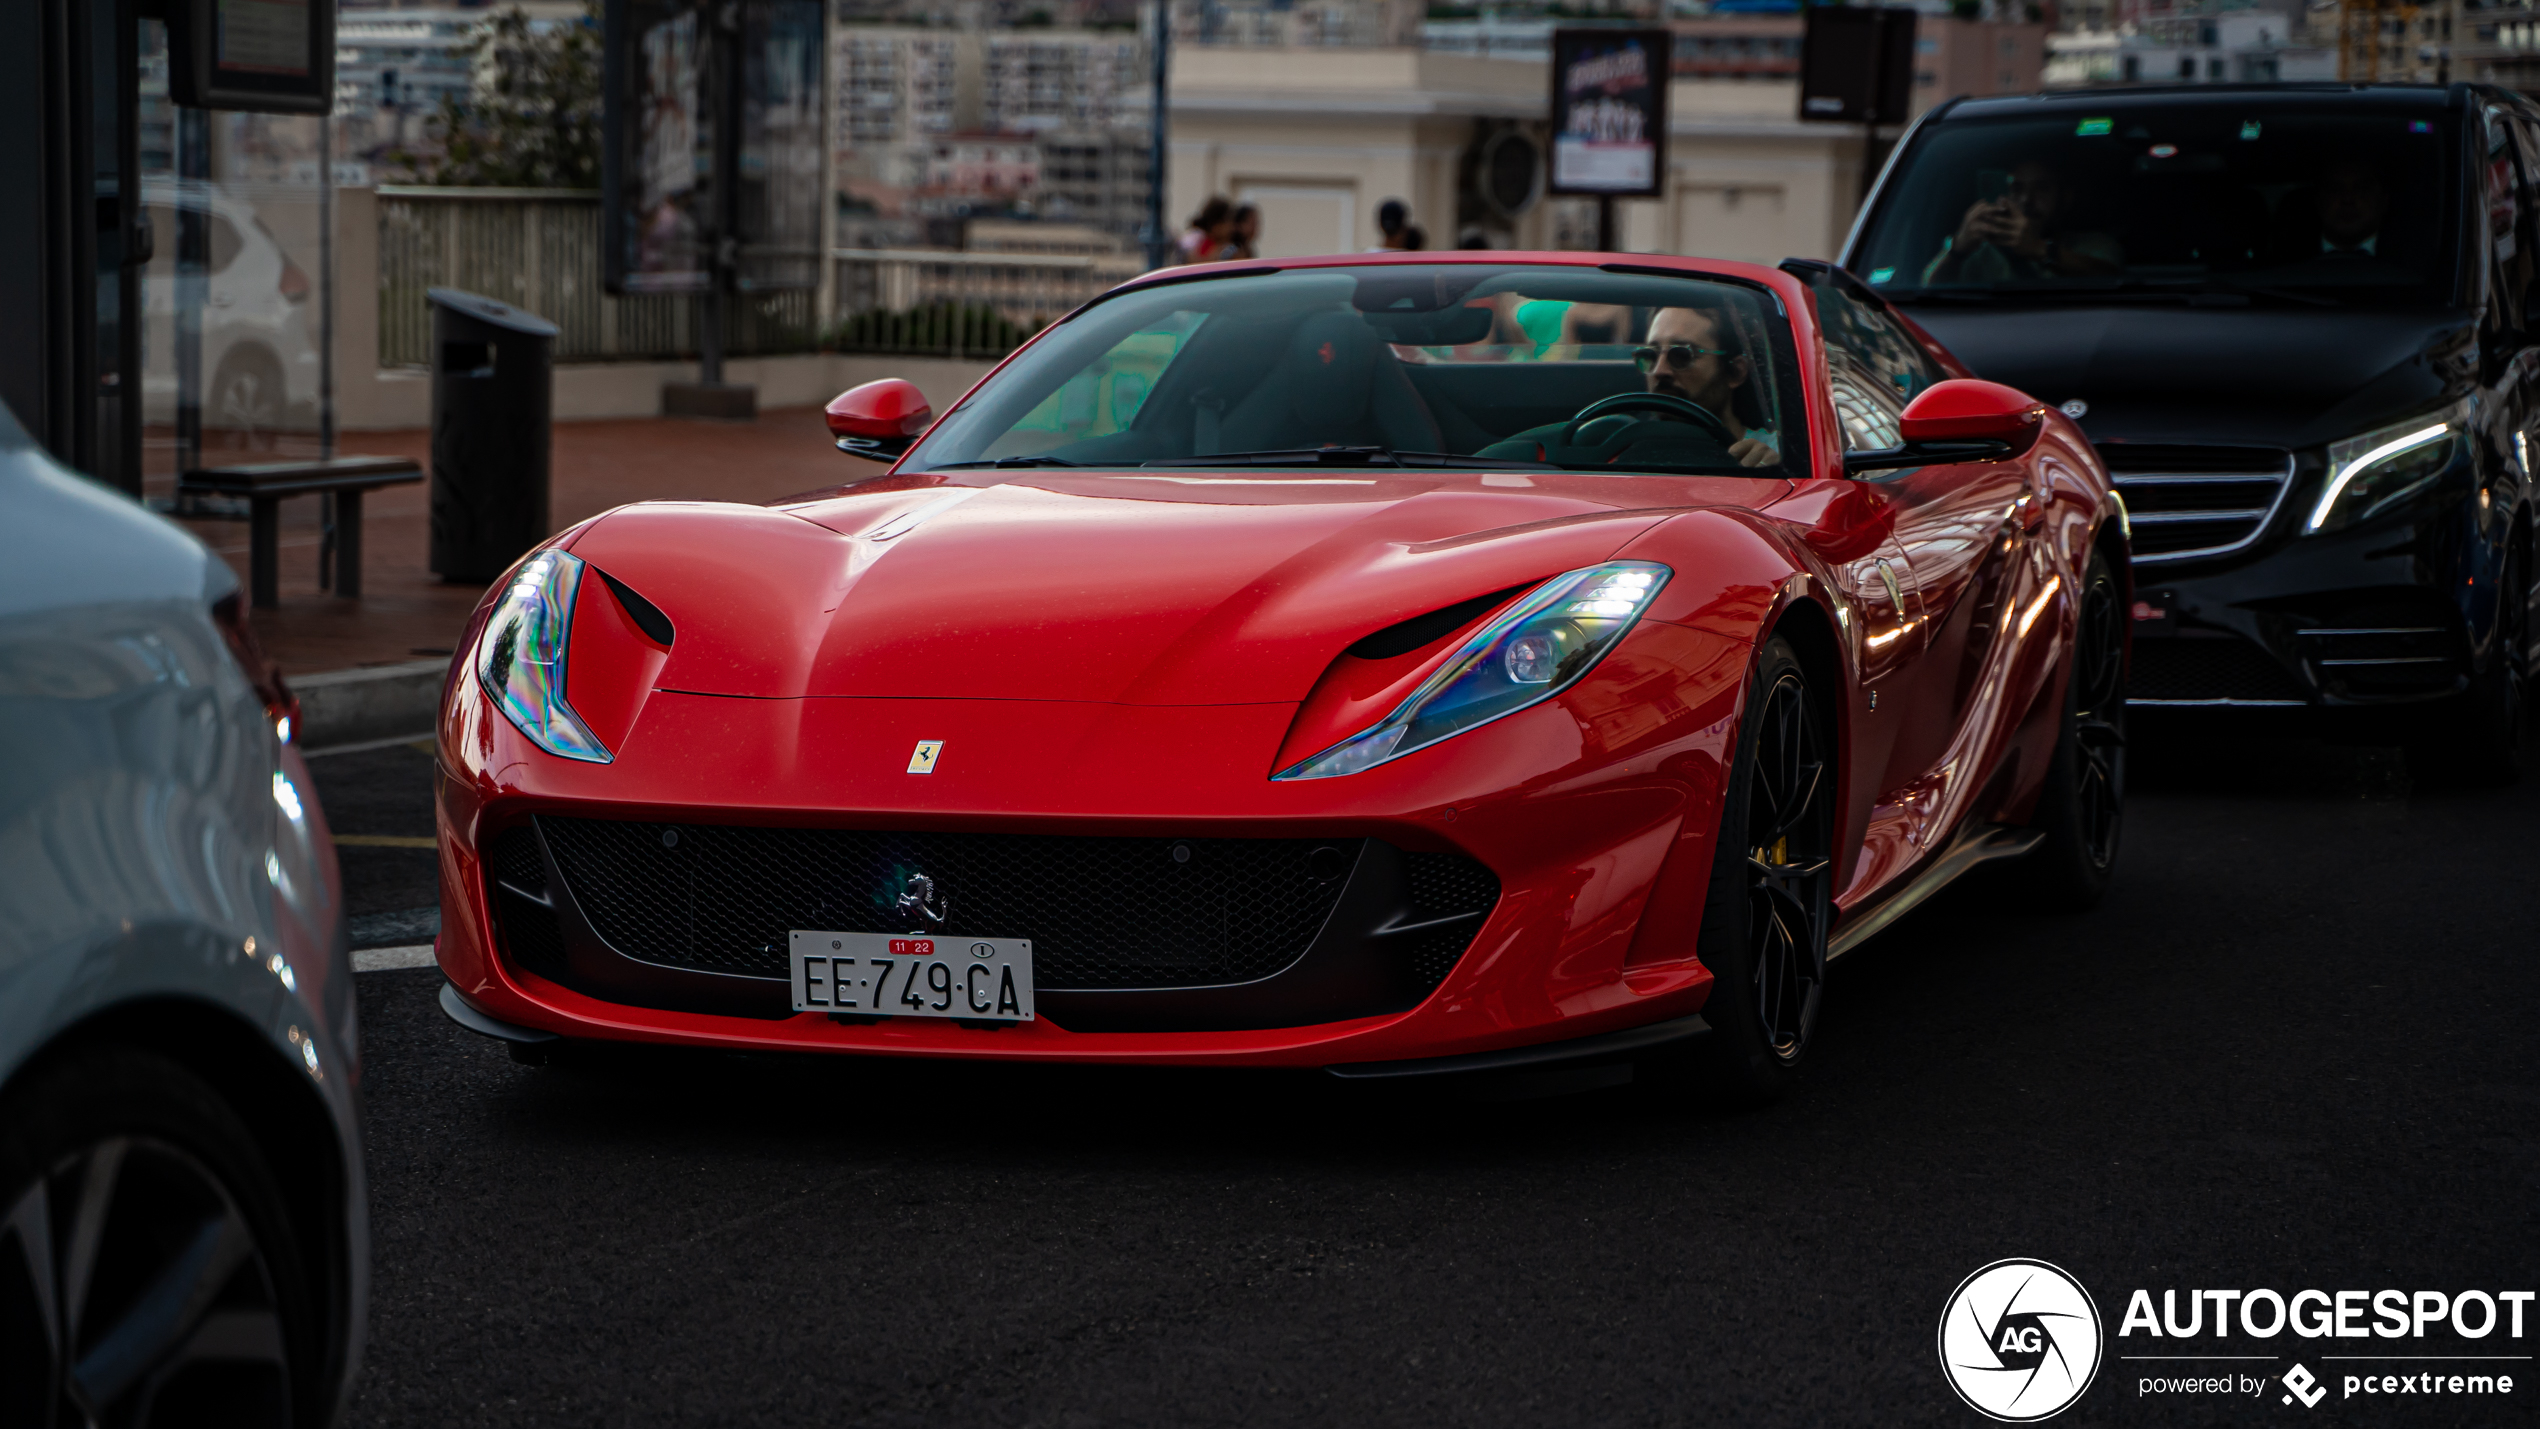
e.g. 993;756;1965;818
180;456;424;607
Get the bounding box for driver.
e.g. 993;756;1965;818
1478;301;1780;468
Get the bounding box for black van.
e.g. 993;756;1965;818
1843;83;2536;779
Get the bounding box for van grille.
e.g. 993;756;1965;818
2099;444;2294;562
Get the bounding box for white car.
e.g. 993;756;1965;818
0;401;365;1423
142;182;324;454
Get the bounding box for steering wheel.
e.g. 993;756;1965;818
1559;392;1733;449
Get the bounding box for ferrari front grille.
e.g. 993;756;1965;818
529;819;1497;993
2099;444;2294;563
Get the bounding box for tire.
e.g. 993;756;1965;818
2019;548;2127;911
1686;635;1836;1106
0;1049;322;1428
2405;544;2525;789
210;349;285;455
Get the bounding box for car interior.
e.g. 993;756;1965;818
919;266;1799;475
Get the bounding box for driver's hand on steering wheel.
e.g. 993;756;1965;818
1727;433;1779;468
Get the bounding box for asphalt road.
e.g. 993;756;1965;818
314;722;2540;1427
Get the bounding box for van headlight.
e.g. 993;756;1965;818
1274;562;1671;780
476;548;612;763
2306;402;2470;535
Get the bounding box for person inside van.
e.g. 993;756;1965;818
2312;157;2393;257
1921;159;2124;283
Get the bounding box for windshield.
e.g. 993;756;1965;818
1852;101;2461;304
901;264;1803;477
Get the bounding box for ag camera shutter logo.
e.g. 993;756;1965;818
1939;1259;2104;1421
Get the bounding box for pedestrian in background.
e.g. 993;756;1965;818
1174;196;1235;265
1223;203;1261;260
1372;197;1410;251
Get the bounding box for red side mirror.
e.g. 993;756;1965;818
826;379;933;459
1897;378;2047;455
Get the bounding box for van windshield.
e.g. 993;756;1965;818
1852;102;2461;305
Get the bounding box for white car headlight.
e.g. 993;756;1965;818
476;548;611;763
2306;400;2471;536
1275;562;1671;781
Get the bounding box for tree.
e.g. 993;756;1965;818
393;2;602;189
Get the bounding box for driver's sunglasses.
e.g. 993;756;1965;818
1632;343;1731;373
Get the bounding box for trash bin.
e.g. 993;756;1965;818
428;287;558;583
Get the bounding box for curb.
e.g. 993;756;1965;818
294;657;449;750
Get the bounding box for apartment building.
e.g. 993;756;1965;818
833;25;1152;238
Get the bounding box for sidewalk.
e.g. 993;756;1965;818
180;406;862;678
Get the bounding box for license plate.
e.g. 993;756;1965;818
788;932;1034;1022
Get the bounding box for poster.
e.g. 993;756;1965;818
1548;29;1671;199
630;3;710;294
736;0;825;292
605;0;825;295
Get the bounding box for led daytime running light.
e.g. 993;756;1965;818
476;549;612;763
2307;421;2451;533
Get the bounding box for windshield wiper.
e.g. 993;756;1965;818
926;455;1082;469
1882;288;2002;304
1144;446;1552;471
1889;278;2340;308
2180;278;2342;308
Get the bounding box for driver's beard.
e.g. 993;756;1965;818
1650;373;1734;424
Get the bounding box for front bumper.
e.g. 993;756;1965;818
433;658;1738;1070
2124;477;2497;712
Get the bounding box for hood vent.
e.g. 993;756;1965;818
1348;585;1528;661
595;568;675;646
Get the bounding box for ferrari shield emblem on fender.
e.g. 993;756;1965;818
907;739;943;774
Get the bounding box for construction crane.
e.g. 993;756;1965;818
2339;0;2412;81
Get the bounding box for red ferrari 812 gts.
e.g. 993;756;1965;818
432;253;2128;1101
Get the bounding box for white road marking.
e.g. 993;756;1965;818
353;944;436;972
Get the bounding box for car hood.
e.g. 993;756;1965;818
1900;303;2471;451
563;472;1784;704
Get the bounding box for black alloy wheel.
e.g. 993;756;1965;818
0;1053;313;1428
1681;635;1834;1105
2408;542;2526;788
1743;666;1834;1060
2019;549;2127;911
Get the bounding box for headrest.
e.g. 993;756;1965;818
1286;312;1377;426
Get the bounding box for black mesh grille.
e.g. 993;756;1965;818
484;826;566;979
488;825;546;897
2130;637;2311;703
535;818;1366;990
1400;850;1502;991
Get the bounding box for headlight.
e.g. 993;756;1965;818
476;548;611;763
1274;562;1671;781
2305;402;2470;535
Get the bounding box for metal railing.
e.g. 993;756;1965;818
829;247;1142;357
376;187;815;368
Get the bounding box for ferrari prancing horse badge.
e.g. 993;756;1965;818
907;739;944;774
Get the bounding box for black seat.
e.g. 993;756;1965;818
1212;311;1444;454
